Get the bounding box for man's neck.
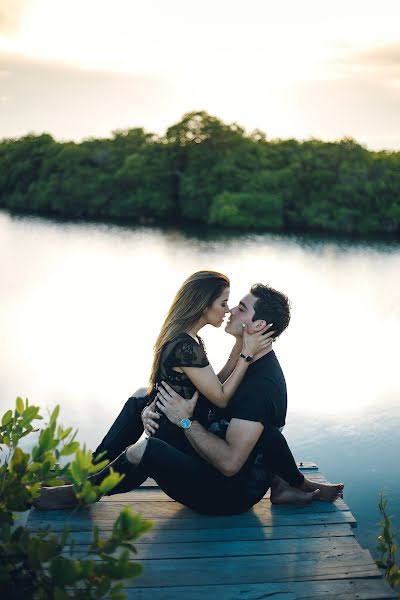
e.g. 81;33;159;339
252;344;273;363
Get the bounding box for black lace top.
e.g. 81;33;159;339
155;333;209;400
151;333;211;446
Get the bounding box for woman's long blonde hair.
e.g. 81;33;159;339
148;270;230;393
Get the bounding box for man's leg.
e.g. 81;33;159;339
262;425;305;486
127;437;253;515
263;426;343;502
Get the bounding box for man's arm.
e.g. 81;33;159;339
184;418;263;477
155;383;263;477
217;337;242;383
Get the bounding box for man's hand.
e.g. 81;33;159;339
141;403;160;436
156;382;199;427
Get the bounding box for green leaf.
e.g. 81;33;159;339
16;397;24;415
54;588;71;600
50;557;81;585
27;461;42;473
109;582;126;599
10;447;29;474
39;427;53;451
1;409;13;427
50;404;60;425
38;537;61;561
59;441;80;456
20;405;42;427
69;461;82;484
76;448;90;470
19;426;34;439
76;480;99;504
99;471;124;495
89;459;109;474
58;426;73;441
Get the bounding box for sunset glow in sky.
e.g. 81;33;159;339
1;0;399;149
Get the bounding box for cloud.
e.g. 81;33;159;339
1;51;399;151
283;74;400;150
335;43;400;85
0;0;28;34
0;53;193;141
356;43;400;66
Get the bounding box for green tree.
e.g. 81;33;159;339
0;398;152;599
166;111;257;222
1;114;399;235
112;144;175;221
209;191;283;229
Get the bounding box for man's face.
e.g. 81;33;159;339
225;292;264;336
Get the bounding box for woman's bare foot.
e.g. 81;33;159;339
300;477;344;502
32;484;79;510
270;476;320;506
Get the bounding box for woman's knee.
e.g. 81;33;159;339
125;393;148;416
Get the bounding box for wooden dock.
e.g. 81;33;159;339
28;464;396;599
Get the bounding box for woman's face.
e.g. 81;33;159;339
204;287;230;327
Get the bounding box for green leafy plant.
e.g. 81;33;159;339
376;492;400;594
0;398;152;599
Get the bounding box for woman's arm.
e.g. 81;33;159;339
217;337;242;383
179;326;273;408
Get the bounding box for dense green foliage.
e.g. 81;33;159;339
0;111;399;234
376;493;400;594
0;398;152;599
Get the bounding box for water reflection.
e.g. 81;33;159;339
0;210;399;554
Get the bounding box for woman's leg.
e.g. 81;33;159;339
34;437;250;514
92;389;149;463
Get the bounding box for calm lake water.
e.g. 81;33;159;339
1;210;399;555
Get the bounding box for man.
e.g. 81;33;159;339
34;284;342;512
149;283;343;507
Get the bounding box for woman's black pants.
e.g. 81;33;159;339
92;391;304;515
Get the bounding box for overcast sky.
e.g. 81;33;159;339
0;0;399;150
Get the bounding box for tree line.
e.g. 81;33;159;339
0;111;399;235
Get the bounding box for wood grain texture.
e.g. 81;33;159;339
124;578;396;599
26;466;393;598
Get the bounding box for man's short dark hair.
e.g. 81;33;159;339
251;283;291;338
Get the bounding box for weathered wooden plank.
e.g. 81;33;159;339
123;551;380;587
100;490;350;511
26;466;394;598
66;535;360;559
28;497;351;522
123;578;397;599
42;523;354;545
28;509;356;531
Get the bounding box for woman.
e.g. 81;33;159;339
143;270;272;450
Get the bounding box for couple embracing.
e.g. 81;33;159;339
35;271;343;512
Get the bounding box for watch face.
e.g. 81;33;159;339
241;353;253;362
180;418;191;429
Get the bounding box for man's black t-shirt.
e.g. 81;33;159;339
207;350;287;502
229;350;287;428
